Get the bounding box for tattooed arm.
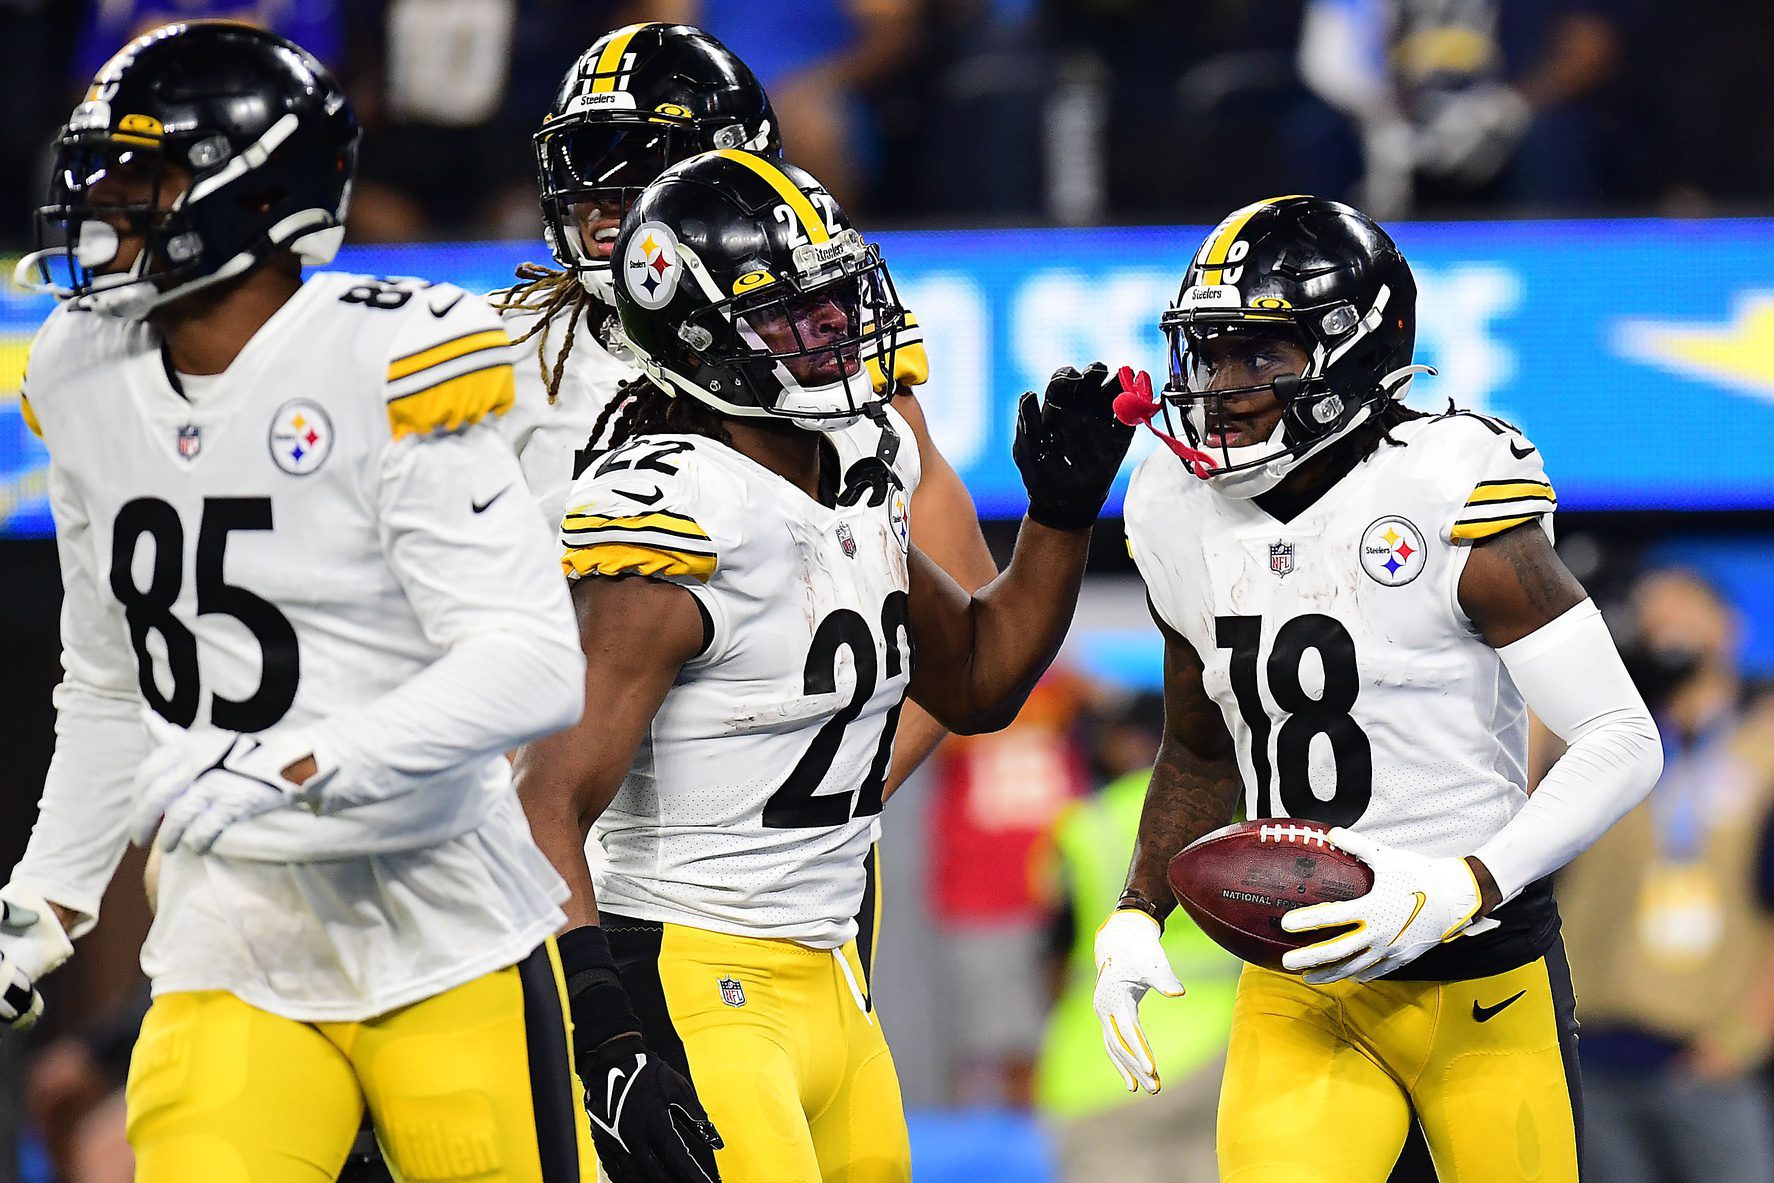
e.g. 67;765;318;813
1120;602;1244;923
1457;520;1587;648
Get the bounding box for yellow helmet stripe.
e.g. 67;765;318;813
711;149;830;245
590;24;650;93
1200;194;1307;285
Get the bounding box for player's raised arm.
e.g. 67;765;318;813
882;387;998;797
903;363;1132;735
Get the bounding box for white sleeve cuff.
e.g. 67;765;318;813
1472;599;1663;902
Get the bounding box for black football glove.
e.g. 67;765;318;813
583;1033;723;1183
559;927;723;1183
1013;362;1136;531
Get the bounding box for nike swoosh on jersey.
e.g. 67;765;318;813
1472;989;1527;1022
614;486;665;506
471;486;511;514
1508;441;1537;458
428;293;466;319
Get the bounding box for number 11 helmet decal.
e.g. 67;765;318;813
611;151;907;433
1157;196;1433;498
535;23;780;303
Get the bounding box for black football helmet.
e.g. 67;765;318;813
1158;196;1429;497
612;150;905;430
18;21;357;319
535;23;780;303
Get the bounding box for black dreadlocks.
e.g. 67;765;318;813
486;263;613;406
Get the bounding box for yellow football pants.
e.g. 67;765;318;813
608;917;911;1183
1218;946;1582;1183
125;941;597;1183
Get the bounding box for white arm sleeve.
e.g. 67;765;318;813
1472;599;1663;903
10;464;142;936
304;424;585;800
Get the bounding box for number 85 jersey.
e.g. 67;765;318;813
560;411;920;948
1126;412;1562;977
18;273;572;874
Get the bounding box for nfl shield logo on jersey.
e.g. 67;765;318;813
175;424;201;459
836;522;857;559
718;976;747;1008
1268;541;1295;578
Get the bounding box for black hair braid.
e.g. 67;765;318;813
487;263;613;406
595;376;736;452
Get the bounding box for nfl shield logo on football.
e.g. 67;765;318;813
175;424;201;459
1268;540;1294;578
718;976;747;1008
836;521;857;559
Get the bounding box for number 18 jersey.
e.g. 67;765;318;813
1126;411;1562;978
560;411;921;948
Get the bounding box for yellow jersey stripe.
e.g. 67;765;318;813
561;510;709;539
1451;515;1540;541
1200;195;1306;285
388;329;510;382
1466;481;1556;506
712;149;829;244
387;363;515;440
590;24;648;92
563;542;716;583
19;393;42;439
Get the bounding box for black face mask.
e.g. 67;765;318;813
1620;641;1705;712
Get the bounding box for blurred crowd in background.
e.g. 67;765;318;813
2;0;1774;251
4;2;1774;1182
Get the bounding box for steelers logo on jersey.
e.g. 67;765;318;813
624;220;684;310
889;487;910;552
269;399;333;476
1359;515;1427;586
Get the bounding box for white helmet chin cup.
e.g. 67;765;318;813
1203;405;1376;500
577;260;616;304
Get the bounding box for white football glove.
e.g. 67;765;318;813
1280;827;1499;984
130;713;325;855
1092;909;1185;1094
0;884;75;1032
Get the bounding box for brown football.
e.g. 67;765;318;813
1167;820;1375;971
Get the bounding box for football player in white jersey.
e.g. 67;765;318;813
511;150;1133;1183
494;21;996;780
1091;196;1664;1182
1;23;600;1183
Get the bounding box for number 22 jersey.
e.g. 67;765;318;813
1126;411;1562;978
560;411;921;948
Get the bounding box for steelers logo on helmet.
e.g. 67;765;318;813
624;220;683;309
1359;515;1427;586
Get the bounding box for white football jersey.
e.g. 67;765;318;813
560;410;921;947
1126;411;1562;976
493;292;638;531
15;272;578;1019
